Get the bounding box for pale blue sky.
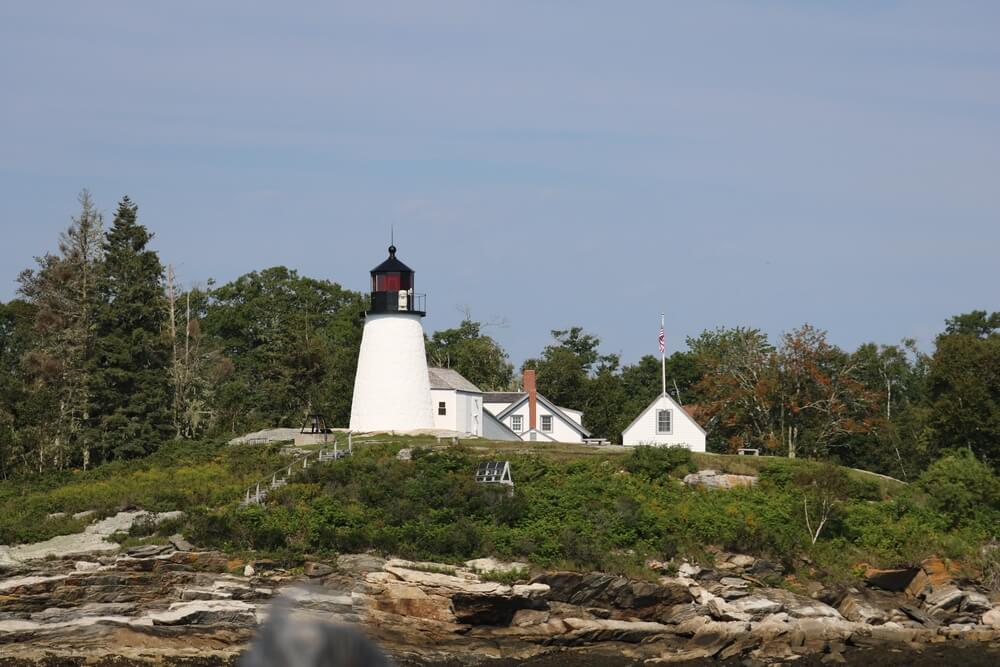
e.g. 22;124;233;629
1;2;997;365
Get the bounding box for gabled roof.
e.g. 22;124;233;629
483;392;524;404
428;367;481;392
621;392;707;436
494;393;591;438
482;408;521;441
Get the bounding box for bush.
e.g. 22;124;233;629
918;450;1000;531
4;438;995;591
624;446;695;480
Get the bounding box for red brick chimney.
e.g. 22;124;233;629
524;369;537;430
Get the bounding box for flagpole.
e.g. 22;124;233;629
660;313;667;396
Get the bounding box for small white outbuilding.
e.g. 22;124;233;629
621;392;706;452
429;367;484;436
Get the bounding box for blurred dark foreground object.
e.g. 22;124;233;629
240;605;392;667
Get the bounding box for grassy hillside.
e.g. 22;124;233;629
0;439;286;546
3;437;997;588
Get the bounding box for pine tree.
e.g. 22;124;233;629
17;190;104;470
90;196;171;461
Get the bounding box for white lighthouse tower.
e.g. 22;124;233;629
349;244;435;432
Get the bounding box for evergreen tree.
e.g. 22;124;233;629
16;190;104;470
89;196;172;461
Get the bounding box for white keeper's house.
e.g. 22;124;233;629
621;392;706;451
484;370;591;443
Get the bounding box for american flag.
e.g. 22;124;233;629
658;322;665;354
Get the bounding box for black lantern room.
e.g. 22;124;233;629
369;245;426;316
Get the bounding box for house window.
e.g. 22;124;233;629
540;415;553;432
656;409;672;434
511;415;523;431
438;402;447;416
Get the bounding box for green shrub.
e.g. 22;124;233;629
918;450;1000;531
3;438;995;591
479;567;530;584
623;445;695;479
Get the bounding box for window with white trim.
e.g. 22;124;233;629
540;415;553;432
656;409;672;434
510;415;523;431
438;402;447;416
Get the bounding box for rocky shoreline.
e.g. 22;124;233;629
1;513;999;665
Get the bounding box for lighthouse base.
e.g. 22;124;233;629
349;313;434;433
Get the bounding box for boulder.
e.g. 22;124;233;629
716;553;756;571
960;591;991;615
559;617;672;644
677;562;702;579
749;558;785;579
511;608;550;627
125;544;172;558
512;583;550;601
905;568;930;599
683;620;750;659
149;599;258;626
168;534;194;552
369;582;455;623
73;560;103;573
924;585;966;619
673;615;710;637
898;603;936;626
337;553;386;574
661;603;710;624
719;576;749;588
303;561;335;578
837;594;888;625
759;588;842;619
706;598;750;622
850;623;919;647
682;470;757;490
864;566;919;592
533;572;692;611
729;595;784;618
920;557;958;588
982;607;1000;629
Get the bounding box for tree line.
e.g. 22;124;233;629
518;316;998;479
1;192;997;479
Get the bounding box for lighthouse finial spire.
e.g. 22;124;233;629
389;226;396;256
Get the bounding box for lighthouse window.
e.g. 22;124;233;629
656;409;673;434
511;415;523;431
438;402;447;416
540;415;553;432
374;272;412;292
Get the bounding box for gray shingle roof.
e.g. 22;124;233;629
483;392;525;404
427;367;482;392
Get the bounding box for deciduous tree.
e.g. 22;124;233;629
688;327;780;452
426;319;514;391
201;267;365;431
927;312;1000;468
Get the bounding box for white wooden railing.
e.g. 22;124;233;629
241;434;354;506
